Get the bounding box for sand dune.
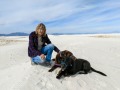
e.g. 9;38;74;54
0;34;120;90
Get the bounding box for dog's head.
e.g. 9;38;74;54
60;50;77;62
52;50;76;71
52;50;73;64
60;50;73;58
59;50;74;70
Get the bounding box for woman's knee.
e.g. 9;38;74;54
47;44;54;49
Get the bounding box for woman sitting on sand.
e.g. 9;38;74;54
28;23;60;66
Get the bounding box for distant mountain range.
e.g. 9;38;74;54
0;32;84;36
0;32;29;36
0;32;94;36
0;32;120;36
0;32;91;36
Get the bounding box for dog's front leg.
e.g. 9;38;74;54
48;65;58;72
56;69;65;79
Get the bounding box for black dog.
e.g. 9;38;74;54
49;50;107;79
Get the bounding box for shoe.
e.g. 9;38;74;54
44;61;51;66
31;61;38;65
31;58;39;65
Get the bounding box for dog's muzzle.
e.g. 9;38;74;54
61;62;67;71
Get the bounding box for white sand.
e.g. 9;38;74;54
0;34;120;90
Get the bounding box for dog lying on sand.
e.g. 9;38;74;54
49;50;107;79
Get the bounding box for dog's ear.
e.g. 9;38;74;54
60;51;65;58
55;53;61;64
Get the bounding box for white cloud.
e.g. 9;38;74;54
0;0;120;34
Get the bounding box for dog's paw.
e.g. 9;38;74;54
48;69;53;72
56;75;61;79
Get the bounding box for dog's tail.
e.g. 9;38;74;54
91;67;107;76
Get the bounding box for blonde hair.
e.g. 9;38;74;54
35;23;46;37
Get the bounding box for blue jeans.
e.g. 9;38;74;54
32;44;54;64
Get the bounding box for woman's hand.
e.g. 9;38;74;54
40;54;45;60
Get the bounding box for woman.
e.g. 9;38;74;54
28;23;60;65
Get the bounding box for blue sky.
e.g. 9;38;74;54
0;0;120;34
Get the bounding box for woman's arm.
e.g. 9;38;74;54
28;32;41;57
46;34;60;53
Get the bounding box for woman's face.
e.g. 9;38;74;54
37;29;45;36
